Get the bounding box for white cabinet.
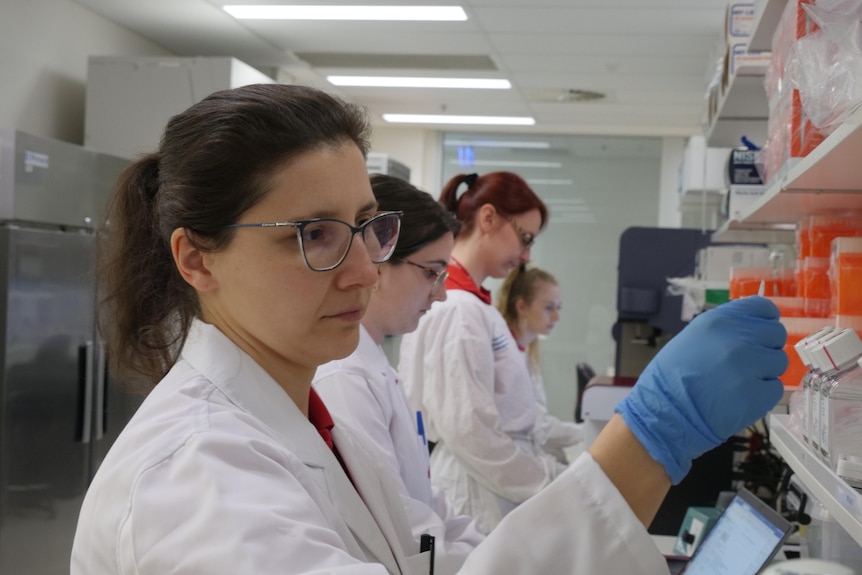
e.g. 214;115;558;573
85;56;274;160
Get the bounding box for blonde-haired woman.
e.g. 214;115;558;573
496;264;582;464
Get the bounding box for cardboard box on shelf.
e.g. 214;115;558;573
679;136;731;196
730;48;771;77
698;244;772;283
728;148;762;185
725;2;756;43
726;184;766;220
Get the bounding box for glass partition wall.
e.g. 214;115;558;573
441;131;663;422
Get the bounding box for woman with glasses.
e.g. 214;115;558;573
397;171;568;534
71;83;788;575
314;174;485;575
496;264;583;465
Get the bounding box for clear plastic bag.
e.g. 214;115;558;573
791;1;862;134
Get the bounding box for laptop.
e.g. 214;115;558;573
666;488;794;575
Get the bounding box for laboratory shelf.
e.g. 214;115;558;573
748;0;788;53
711;219;796;244
705;72;769;148
704;0;783;147
738;107;862;224
770;413;862;546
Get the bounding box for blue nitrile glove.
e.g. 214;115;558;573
615;296;787;484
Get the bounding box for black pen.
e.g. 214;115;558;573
420;533;435;575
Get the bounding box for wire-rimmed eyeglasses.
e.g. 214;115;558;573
505;216;536;249
226;211;402;272
397;258;449;293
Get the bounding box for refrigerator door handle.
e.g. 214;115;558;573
77;341;95;444
94;339;107;441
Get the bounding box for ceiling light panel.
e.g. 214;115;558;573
223;5;468;21
383;114;535;126
447;160;562;169
328;76;510;89
444;139;551;149
297;53;497;71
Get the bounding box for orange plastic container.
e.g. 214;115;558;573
768;296;805;318
730;267;797;300
729;267;772;300
808;215;862;258
780;317;835;387
831;237;862;316
796;217;810;260
773;267;797;297
801;257;831;317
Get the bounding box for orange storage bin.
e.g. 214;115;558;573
808;215;862;259
730;267;771;299
768;296;805;317
831;237;862;317
780;317;835;387
802;257;830;299
796;217;810;260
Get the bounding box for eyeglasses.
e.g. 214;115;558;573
505;216;536;249
397;258;449;293
227;211;402;272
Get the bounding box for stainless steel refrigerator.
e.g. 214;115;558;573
0;130;144;574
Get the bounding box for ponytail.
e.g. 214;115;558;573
97;153;196;384
439;171;547;238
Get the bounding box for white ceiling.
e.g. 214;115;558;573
73;0;730;137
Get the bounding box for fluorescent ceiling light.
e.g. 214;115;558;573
526;179;574;186
384;114;535;126
444;139;550;149
448;160;562;169
223;5;468;21
328;76;510;89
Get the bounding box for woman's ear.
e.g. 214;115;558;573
515;296;528;316
372;264;385;292
170;228;218;291
477;203;498;234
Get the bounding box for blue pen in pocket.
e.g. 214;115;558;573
416;410;426;445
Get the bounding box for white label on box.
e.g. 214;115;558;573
728;3;755;38
728;185;766;220
24;150;49;173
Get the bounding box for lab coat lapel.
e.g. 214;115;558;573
314;435;403;574
332;426;419;571
182;320;401;573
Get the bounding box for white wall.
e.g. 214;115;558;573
0;0;171;144
369;124;443;194
658;136;686;228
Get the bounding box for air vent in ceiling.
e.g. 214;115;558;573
529;89;607;103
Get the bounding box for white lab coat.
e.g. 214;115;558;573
313;325;485;574
71;319;670;575
524;351;584;464
399;290;566;533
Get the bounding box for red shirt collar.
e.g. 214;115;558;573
509;328;526;352
308;387;335;449
445;259;491;305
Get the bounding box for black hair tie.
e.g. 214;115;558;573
455;173;479;204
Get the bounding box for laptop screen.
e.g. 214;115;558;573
683;488;792;575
